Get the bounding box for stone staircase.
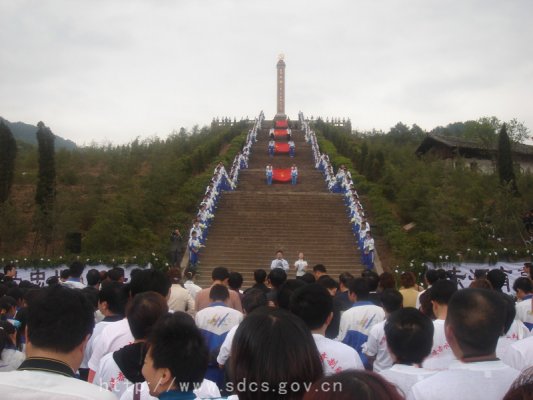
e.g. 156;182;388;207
195;120;364;288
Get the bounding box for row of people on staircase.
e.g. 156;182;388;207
265;164;298;185
300;113;375;271
268;138;296;157
186;112;264;270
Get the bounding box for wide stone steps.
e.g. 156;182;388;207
193;120;364;288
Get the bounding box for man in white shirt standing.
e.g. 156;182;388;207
513;277;533;331
363;288;403;372
290;283;364;375
270;250;289;272
0;285;116;400
380;308;437;397
409;289;521;400
61;261;86;289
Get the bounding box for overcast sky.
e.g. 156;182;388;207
1;0;532;145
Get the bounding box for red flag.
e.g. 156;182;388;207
275;120;288;128
273;168;292;182
274;129;288;138
275;143;290;153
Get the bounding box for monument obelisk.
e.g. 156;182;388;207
275;54;287;120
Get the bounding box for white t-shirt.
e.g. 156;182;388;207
0;348;25;372
515;297;533;328
216;324;238;366
313;333;364;375
422;319;456;370
184;280;202;300
93;352;131;399
0;369;117;400
81;319;118;369
294;260;308;277
501;335;533;370
362;320;393;372
379;364;437;398
497;319;531;360
88;319;133;372
61;280;86;290
408;360;520;400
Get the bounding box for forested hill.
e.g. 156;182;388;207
0;121;249;265
0;117;77;150
313;117;533;274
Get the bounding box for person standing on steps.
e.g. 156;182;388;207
270;250;289;272
291;164;298;185
266;164;273;185
294;252;309;277
363;231;375;270
289;139;295;157
169;228;184;267
188;230;202;272
268;139;275;157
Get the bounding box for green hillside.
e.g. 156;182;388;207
0;117;77;150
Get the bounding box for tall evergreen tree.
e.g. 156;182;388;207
34;121;56;252
0;121;17;203
497;123;519;195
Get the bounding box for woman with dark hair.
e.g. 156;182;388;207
228;307;323;400
303;370;405;400
0;320;25;372
378;272;396;292
399;272;420;308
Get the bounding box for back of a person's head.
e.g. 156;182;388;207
211;266;230;282
0;320;16;354
99;281;127;316
513;277;533;294
487;269;507;291
469;279;493;290
230;308;323;400
128;268;172;298
348;277;370;300
81;287;99;310
339;272;354;287
228;272;244;290
290;283;332;330
126;291;169;340
69;261;85;279
303;370;404;400
145;312;207;394
0;296;17;314
317;276;339;292
378;272;396;290
26;285;94;353
6;287;23;304
429;279;457;305
108;267;125;282
254;269;267;284
313;264;327;274
242;288;267;314
167;267;182;284
268;268;287;288
277;279;307;310
503;366;533;400
362;270;379;291
499;292;517;335
400;272;416;288
298;272;316;284
385;308;434;365
425;269;441;285
380;289;403;313
446;288;506;357
86;268;101;286
209;284;230;302
3;264;15;275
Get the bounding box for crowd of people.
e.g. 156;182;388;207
1;260;532;399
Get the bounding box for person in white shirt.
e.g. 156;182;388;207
337;278;386;369
294;252;308;277
0;320;25;372
422;279;458;371
290;283;364;375
496;292;531;360
184;272;202;300
94;292;169;399
61;261;86;289
513;277;533;330
415;269;446;310
270;250;289;272
0;285;116;400
380;308;437;397
363;288;403;372
88;269;172;383
502;335;533;370
409;288;521;400
167;267;195;315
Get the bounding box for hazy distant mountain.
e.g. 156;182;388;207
0;117;77;150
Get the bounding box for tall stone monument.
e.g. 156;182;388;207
275;54;287;120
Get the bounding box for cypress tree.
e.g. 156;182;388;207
497;123;519;195
0;121;17;203
34;121;56;251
